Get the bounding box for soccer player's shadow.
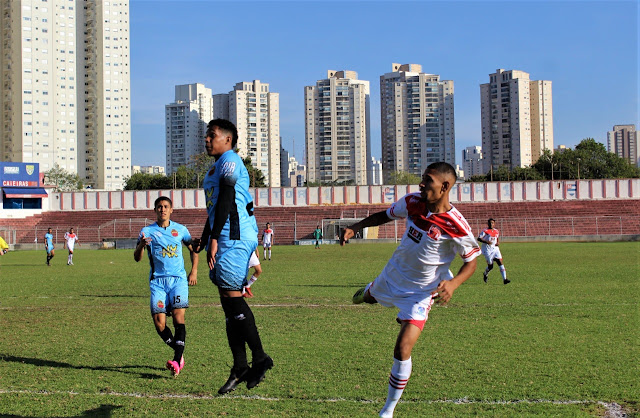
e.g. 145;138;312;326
1;404;123;417
1;354;165;379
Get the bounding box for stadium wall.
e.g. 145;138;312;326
23;178;640;213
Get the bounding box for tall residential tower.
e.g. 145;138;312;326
380;64;455;183
0;0;131;190
607;124;638;167
214;80;280;187
305;70;371;185
165;83;212;174
480;69;553;172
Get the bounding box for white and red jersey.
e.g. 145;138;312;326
262;228;274;246
382;193;480;293
478;228;499;249
64;232;78;251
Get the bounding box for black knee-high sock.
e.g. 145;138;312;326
221;297;249;371
157;326;175;348
237;299;267;363
221;297;266;364
173;324;185;362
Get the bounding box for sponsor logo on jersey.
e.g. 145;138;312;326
157;300;164;309
427;225;442;241
171;229;178;237
162;244;179;258
221;161;236;177
408;226;423;243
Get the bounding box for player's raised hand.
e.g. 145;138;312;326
340;227;354;246
139;232;152;247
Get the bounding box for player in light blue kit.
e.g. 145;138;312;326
44;228;55;266
134;196;199;377
196;119;273;394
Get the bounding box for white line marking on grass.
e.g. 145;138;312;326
0;388;628;414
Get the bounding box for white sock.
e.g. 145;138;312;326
500;265;507;280
379;357;411;417
268;249;271;259
68;255;72;263
264;249;266;259
247;275;257;288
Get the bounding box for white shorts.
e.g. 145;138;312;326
366;269;453;330
482;247;502;263
248;251;260;268
67;243;75;253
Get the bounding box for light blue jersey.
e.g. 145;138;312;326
138;221;192;281
44;233;54;253
203;149;258;242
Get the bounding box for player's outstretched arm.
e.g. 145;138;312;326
340;210;391;246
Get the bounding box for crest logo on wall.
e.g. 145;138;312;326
26;165;35;176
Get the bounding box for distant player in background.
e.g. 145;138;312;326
341;162;479;417
478;218;510;284
262;223;274;260
64;228;79;265
313;225;323;249
44;228;55;266
134;196;199;377
242;248;262;298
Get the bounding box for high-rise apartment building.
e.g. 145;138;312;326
480;69;553;173
607;125;638;167
165;83;212;174
371;156;383;185
305;70;371;185
0;0;131;190
380;64;455;184
214;80;280;187
462;146;484;179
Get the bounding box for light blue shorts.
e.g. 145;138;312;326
46;244;54;254
149;276;189;315
210;240;257;291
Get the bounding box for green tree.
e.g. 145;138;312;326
243;156;266;187
124;173;172;190
389;171;422;185
42;164;84;191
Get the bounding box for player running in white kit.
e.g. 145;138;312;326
477;218;510;285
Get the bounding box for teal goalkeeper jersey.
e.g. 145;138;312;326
139;221;192;281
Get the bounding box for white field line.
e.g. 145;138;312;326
0;389;626;412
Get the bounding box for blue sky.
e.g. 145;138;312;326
130;0;638;168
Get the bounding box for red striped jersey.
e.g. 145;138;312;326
383;193;480;291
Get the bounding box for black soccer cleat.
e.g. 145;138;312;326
503;279;511;285
218;367;249;395
246;355;273;389
483;272;488;283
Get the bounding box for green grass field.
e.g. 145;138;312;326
0;242;638;417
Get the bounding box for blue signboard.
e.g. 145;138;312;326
0;162;40;187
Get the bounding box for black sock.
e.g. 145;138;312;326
222;297;267;364
173;324;185;362
221;297;249;371
157;326;174;348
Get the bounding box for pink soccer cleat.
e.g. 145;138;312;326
166;360;181;377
